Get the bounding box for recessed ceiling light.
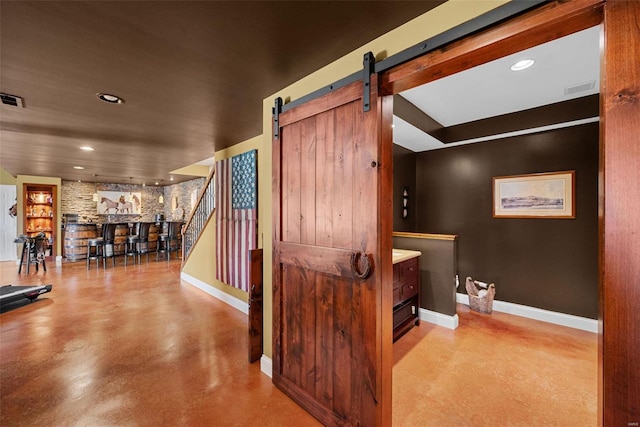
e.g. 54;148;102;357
510;59;535;71
96;93;125;104
80;146;94;151
73;166;84;170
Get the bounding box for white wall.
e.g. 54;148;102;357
0;185;18;261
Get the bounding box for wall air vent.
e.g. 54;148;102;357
564;80;596;96
1;93;25;108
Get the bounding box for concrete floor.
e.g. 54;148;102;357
0;258;597;426
393;305;598;426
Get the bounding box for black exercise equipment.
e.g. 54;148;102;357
0;284;53;306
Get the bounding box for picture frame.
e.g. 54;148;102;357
493;171;575;219
97;190;142;215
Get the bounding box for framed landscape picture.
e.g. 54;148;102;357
493;171;575;219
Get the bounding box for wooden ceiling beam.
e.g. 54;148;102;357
380;0;604;95
392;94;443;135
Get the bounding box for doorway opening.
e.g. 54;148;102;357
389;25;600;424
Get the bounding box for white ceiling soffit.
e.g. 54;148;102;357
394;25;601;152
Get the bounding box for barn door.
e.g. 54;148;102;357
272;72;393;426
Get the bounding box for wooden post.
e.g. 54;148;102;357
248;248;264;363
601;1;640;424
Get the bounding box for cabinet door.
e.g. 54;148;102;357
399;257;418;284
393;257;418;305
393;262;401;284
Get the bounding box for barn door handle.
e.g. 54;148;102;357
350;251;373;280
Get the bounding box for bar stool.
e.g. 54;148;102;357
136;222;152;263
31;234;48;273
157;221;181;261
86;236;104;270
16;236;30;274
124;224;139;266
102;223;117;268
17;233;48;274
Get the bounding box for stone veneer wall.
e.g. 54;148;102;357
61;178;204;224
162;178;206;222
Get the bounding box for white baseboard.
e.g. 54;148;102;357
180;274;274;377
180;272;249;315
261;355;273;378
419;308;459;329
456;293;598;333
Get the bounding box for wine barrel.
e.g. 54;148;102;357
113;223;129;256
148;223;159;252
63;224;98;261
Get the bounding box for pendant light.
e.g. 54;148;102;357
128;177;134;202
92;175;98;202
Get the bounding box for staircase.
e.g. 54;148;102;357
182;166;215;264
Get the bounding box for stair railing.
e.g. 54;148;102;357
182;165;216;264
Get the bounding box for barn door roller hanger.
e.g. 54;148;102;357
273;52;377;139
362;51;375;112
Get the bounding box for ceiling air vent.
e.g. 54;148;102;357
1;93;25;108
564;80;596;96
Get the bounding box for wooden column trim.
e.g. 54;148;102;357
378;92;394;427
392;231;457;241
601;1;640;424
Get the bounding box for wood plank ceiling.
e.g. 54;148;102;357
0;1;444;184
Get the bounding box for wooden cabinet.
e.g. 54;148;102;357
23;184;56;257
393;256;420;341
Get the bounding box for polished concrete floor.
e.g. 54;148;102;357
1;258;597;426
393;306;597;426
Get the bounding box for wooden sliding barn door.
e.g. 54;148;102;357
272;75;393;426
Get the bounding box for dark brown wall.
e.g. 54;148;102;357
398;123;599;319
393;144;416;232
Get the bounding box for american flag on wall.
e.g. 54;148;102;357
215;150;258;292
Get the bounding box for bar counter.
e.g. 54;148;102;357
62;222;160;260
